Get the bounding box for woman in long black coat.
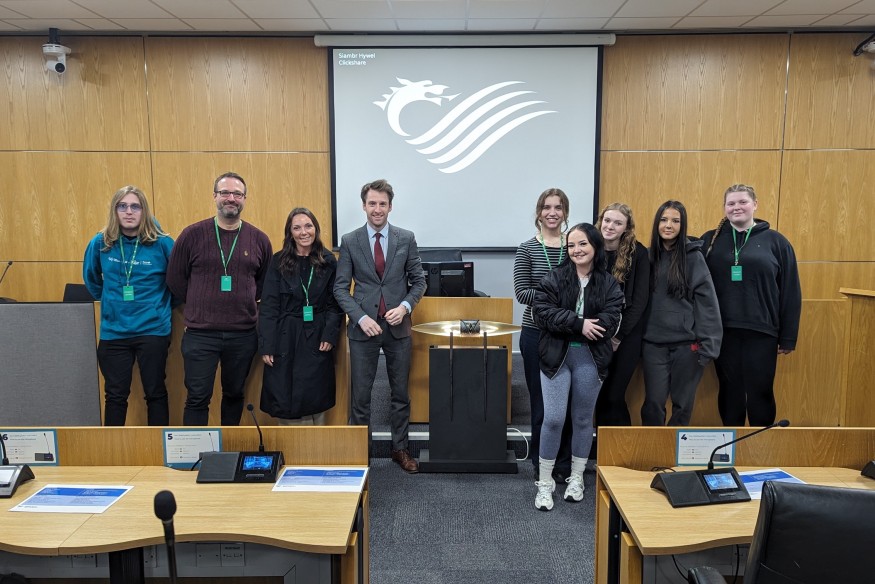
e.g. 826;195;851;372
258;208;344;424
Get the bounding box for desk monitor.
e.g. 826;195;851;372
422;261;474;297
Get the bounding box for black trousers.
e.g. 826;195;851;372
181;328;258;426
97;335;171;426
595;323;644;427
520;326;572;473
715;328;779;426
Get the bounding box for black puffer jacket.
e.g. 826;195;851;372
532;268;625;381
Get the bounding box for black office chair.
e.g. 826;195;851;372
63;283;96;302
688;481;875;584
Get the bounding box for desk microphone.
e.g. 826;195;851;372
0;432;35;498
247;403;266;452
0;261;14;303
707;419;790;470
153;490;179;584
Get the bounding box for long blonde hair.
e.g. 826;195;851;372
597;202;637;284
101;186;166;251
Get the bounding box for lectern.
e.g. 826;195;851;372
412;320;520;473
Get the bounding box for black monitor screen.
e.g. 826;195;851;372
422;261;474;297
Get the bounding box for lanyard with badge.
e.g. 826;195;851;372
215;217;241;291
538;233;564;269
300;265;315;322
119;237;140;301
570;276;588;347
731;227;752;282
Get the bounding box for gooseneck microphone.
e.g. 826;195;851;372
153;490;179;584
0;260;12;288
247;403;266;452
707;419;790;470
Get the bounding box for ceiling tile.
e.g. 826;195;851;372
766;0;858;15
843;14;875;24
109;18;193;31
812;13;870;25
541;0;624;18
73;0;172;18
232;0;320;19
396;18;468;30
0;19;24;29
2;17;92;30
615;0;701;18
0;5;24;17
182;18;262;31
254;18;329;30
466;18;537;30
840;0;875;11
152;0;246;19
673;15;753;28
468;0;545;19
535;17;609;30
325;18;398;30
605;17;681;29
316;1;393;19
389;0;466;19
742;14;826;26
74;18;126;30
0;0;96;19
690;0;782;17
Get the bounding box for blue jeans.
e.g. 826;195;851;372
181;328;258;426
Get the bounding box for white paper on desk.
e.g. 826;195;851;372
738;468;805;499
10;484;132;513
273;467;368;493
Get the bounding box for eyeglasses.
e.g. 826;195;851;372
116;203;143;213
215;190;246;200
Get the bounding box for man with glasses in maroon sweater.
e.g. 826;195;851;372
167;172;273;426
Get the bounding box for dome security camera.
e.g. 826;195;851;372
42;43;71;74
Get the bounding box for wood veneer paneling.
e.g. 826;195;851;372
0;37;148;151
798;262;875;300
0;152;153;261
0;262;85;302
599;150;782;243
779;150;875;262
151;152;332;247
842;292;875;426
145;37;328;152
601;34;788;151
785;33;875;149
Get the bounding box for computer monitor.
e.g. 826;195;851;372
422;261;474;297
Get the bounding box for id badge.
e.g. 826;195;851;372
221;275;232;292
122;285;135;301
302;306;314;322
569;341;583;347
730;265;743;282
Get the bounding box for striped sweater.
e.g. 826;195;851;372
513;236;565;329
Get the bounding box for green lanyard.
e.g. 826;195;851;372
538;233;564;269
214;218;242;275
118;237;140;286
731;227;752;266
300;265;315;306
576;276;588;315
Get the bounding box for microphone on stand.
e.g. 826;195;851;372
707;419;790;470
0;431;34;498
247;403;266;452
0;261;15;303
153;490;179;584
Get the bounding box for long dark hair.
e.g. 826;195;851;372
649;200;690;299
276;208;327;277
555;223;610;311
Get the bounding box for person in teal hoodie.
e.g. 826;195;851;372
83;186;175;426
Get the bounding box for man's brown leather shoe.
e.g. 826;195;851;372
391;449;419;473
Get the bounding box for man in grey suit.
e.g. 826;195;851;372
334;179;427;473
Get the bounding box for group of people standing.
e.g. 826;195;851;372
514;185;801;511
84;175;426;473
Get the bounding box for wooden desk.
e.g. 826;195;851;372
594;426;875;584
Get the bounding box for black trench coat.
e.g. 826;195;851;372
258;250;344;419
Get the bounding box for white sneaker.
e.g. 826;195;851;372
535;479;555;511
564;474;585;502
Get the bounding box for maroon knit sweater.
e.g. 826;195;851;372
166;217;272;330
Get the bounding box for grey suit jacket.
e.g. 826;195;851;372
333;224;426;340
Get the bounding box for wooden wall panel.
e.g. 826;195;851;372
0;262;84;302
601;34;788;151
779;150;875;262
842;292;875;426
599;151;782;243
785;33;875;149
151;152;332;246
798;262;875;300
0;152;153;261
145;37;328;152
0;37;148;151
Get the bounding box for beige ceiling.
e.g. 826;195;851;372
0;0;873;34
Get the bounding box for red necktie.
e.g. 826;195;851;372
374;233;386;317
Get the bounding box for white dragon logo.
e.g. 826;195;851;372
374;78;555;174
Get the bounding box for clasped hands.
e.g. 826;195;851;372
582;318;605;341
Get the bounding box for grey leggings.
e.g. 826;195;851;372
539;344;602;460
